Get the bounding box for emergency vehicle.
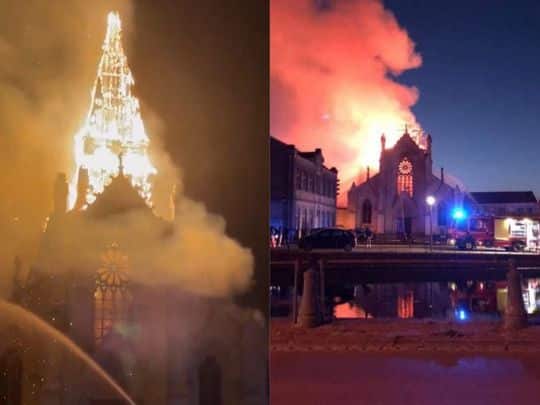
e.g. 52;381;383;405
449;214;539;251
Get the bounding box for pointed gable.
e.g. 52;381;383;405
84;174;153;218
393;131;423;155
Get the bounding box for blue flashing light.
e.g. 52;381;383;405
457;309;467;321
452;208;466;220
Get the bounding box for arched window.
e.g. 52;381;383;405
94;243;132;345
438;201;447;226
397;157;413;197
362;200;372;224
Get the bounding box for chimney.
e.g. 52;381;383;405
366;166;370;182
440;167;445;184
380;133;386;151
53;172;68;215
314;148;324;166
427;134;432;154
74;167;89;210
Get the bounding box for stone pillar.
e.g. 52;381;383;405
318;259;330;323
291;259;300;324
297;267;321;328
504;260;527;330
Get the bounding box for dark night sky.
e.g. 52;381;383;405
385;0;540;196
131;1;268;312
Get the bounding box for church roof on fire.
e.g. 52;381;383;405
38;172;172;270
391;131;423;152
84;173;153;218
349;131;464;195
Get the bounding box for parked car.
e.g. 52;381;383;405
299;228;356;252
456;233;476;250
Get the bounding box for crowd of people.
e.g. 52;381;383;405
269;226;297;248
354;226;374;247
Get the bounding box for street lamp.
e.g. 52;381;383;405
426;195;436;251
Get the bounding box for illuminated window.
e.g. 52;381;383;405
397;290;414;318
397;158;413;197
362;200;372;224
94;243;132;345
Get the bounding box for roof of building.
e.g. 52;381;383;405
470;191;538;205
270;136;338;173
270;135;291;150
298;150;321;160
84;173;153;218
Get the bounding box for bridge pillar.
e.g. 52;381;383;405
318;259;331;323
504;259;528;330
291;259;300;323
297;266;322;328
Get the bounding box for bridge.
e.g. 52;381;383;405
271;248;540;323
271;248;540;286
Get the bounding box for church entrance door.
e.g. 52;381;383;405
396;217;412;238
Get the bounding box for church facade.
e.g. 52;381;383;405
1;169;265;405
347;131;470;238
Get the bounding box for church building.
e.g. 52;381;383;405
347;130;471;238
1;168;265;405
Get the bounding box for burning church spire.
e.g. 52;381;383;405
69;11;157;209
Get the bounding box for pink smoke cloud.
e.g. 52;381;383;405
271;0;423;204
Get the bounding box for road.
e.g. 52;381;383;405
271;351;540;405
273;244;538;255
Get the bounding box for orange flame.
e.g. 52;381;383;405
69;11;156;209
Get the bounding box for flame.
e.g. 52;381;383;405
328;90;426;184
345;115;425;183
68;11;157;209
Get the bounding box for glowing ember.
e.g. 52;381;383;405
69;11;157;209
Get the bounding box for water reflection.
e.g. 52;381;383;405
270;278;540;320
334;279;540;320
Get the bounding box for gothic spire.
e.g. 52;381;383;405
70;11;156;209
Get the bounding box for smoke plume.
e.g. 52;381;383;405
37;196;253;297
271;0;423;202
0;0;131;293
0;1;253;299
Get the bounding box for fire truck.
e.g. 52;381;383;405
449;215;539;251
